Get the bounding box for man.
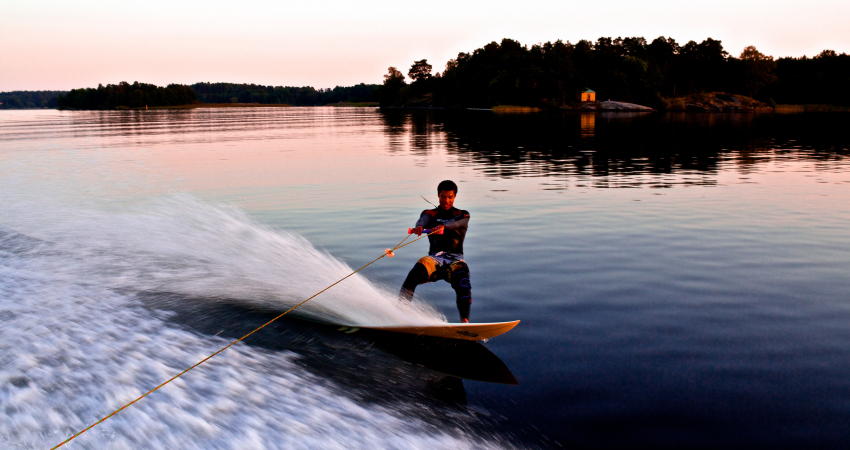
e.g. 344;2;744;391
399;180;472;323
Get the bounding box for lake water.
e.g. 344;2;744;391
1;108;849;449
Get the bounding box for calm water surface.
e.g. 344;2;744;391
1;108;849;449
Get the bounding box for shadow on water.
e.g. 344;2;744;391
135;291;518;417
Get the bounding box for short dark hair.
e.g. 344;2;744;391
437;180;458;194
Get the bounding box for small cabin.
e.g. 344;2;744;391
579;88;596;102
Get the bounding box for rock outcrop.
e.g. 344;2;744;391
667;92;774;112
563;101;655;111
583;101;655;111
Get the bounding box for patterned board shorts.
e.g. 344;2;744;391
417;252;467;283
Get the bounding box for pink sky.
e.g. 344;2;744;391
2;0;849;91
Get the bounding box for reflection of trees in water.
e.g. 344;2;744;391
380;109;440;157
409;111;436;156
379;110;850;186
380;109;408;154
64;108;382;146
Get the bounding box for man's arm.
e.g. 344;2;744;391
411;210;433;236
415;211;431;228
440;211;470;231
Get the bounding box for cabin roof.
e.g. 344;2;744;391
583;88;595;93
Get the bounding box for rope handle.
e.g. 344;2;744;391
408;227;443;235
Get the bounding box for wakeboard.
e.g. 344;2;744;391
362;320;520;342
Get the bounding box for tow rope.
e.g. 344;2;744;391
50;229;439;449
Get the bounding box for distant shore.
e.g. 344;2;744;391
774;104;850;112
87;101;381;110
7;101;849;113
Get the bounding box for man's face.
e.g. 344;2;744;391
438;190;456;210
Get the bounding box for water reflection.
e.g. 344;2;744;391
0;107;382;150
580;113;595;138
378;110;850;186
6;108;847;188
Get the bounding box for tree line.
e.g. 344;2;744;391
58;82;199;109
0;91;66;109
190;82;379;105
378;37;850;108
2;37;846;110
43;82;379;110
762;51;850;105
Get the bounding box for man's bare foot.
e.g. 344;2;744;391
461;318;469;323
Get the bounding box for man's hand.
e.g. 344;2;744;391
411;226;423;236
432;224;445;234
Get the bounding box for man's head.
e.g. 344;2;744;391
437;180;458;210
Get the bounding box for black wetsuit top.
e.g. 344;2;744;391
415;207;470;255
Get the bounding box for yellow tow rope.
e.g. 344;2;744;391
50;230;435;449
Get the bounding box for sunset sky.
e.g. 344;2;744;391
2;0;848;91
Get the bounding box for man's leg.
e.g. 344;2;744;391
399;257;438;301
449;261;472;322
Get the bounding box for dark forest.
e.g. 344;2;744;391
190;82;379;106
53;82;379;110
378;37;850;108
0;91;66;109
57;82;199;110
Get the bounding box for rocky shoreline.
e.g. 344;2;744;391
386;92;775;113
666;92;774;112
569;100;656;111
